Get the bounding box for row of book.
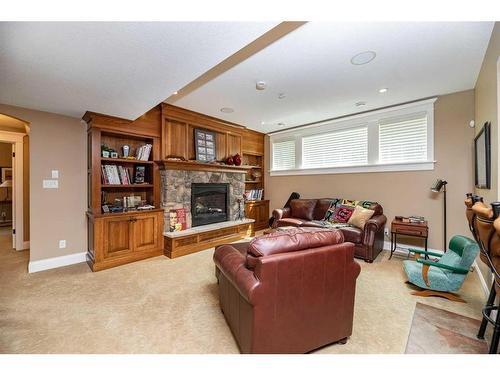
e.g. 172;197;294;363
136;144;152;161
101;165;132;185
245;189;264;201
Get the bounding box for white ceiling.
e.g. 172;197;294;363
0;22;277;119
173;22;494;133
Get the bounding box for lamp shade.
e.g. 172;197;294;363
0;179;12;188
431;179;447;192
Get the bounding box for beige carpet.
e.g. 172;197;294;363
0;230;487;353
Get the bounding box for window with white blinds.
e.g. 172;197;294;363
302;127;368;168
379;114;428;164
272;140;296;170
269;98;434;175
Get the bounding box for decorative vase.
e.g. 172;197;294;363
227;156;234;165
234;153;241;166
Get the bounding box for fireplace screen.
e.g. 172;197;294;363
191;183;229;227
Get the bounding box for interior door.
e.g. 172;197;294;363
133;213;159;252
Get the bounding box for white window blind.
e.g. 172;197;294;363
272;140;295;170
302;127;368;168
379;114;428;164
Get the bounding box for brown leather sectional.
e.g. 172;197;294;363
214;227;361;354
272;198;387;262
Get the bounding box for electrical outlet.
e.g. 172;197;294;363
384;228;389;236
51;170;59;179
59;240;66;249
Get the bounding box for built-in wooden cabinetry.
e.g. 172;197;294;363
85;104;268;268
84;107;164;271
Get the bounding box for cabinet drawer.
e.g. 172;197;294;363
393;226;427;237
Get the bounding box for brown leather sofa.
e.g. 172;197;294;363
213;228;361;354
272;198;386;262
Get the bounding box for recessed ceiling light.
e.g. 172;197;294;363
278;93;286;99
172;91;178;95
261;121;265;125
256;81;267;90
355;101;367;107
220;107;234;113
378;88;388;93
350;51;376;65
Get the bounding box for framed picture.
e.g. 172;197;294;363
1;167;12;183
194;128;216;162
474;122;491;189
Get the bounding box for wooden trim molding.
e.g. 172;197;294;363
155;159;251;174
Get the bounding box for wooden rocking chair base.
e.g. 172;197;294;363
411;289;466;303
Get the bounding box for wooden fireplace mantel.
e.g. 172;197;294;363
155;159;252;174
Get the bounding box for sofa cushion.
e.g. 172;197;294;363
277;218;307;227
290;199;317;221
313;198;337;220
358;201;383;216
348;205;375;229
248;227;344;257
331;205;355;223
341;199;360;207
339;226;363;244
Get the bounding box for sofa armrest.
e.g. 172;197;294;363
272;207;291;222
362;214;387;246
364;214;387;232
213;244;261;303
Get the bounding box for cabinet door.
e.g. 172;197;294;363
245;203;257;221
257;203;269;227
103;216;134;259
133;213;160;252
164;120;187;159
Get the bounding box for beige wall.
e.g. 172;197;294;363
474;22;500;287
0;142;12;167
265;89;475;251
0;103;87;262
0;142;12;201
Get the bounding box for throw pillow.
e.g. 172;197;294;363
341;199;359;207
358;200;377;209
323;199;341;222
348;205;375;228
331;205;355;223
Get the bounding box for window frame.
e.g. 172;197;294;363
269;98;436;176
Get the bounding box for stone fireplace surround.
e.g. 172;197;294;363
160;169;245;229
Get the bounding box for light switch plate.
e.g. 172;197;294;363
59;240;66;249
51;170;59;179
43;180;58;189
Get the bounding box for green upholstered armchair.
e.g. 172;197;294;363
403;235;479;302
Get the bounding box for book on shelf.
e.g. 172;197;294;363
101;164;133;185
245;189;264;201
136;144;152;161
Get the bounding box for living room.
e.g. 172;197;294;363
1;1;499;373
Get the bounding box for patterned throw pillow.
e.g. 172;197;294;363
323;199;341;222
357;200;377;209
341;199;359;207
331;205;355;223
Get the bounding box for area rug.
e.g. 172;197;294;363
405;302;488;354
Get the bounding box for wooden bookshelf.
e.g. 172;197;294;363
83;107;164;271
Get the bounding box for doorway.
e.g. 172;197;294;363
0;113;30;252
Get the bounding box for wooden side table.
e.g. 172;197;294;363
390;218;428;259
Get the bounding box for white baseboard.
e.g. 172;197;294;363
382;240;443;255
28;251;87;273
473;260;491;297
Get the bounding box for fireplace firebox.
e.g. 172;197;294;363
191;183;229;227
